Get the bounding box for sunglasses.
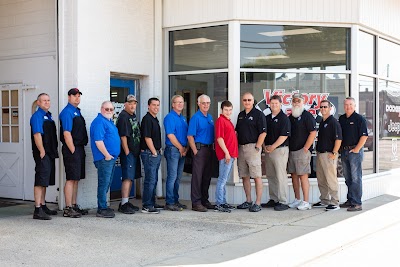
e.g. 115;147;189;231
103;107;114;112
320;106;329;109
242;99;252;102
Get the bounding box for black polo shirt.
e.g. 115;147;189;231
289;110;316;151
140;112;161;150
316;115;342;152
264;110;291;146
339;111;368;147
236;107;266;145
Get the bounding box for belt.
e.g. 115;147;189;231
317;151;329;153
342;145;356;150
196;143;212;148
143;148;162;153
277;145;288;148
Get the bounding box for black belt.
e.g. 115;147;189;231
342;145;356;150
196;143;212;148
317;151;330;153
277;145;288;148
144;148;162;153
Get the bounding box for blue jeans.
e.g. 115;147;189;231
94;158;116;210
164;146;186;205
341;149;363;205
141;150;161;208
215;158;234;205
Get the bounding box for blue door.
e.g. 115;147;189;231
110;78;136;199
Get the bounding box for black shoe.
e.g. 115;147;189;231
41;205;58;215
249;204;262;212
154;203;164;210
165;204;183;211
73;204;89;215
237;201;252;209
96;208;115;218
261;200;277;208
313;202;328;208
203;202;216;209
325;204;340;211
63;206;82;218
221;203;236;210
127;202;140;211
274;203;289;211
214;205;231;213
141;206;160;214
118;203;135;214
175;202;187;209
33;207;51;220
339;200;352;208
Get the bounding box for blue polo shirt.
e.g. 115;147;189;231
30;107;54;134
164;110;188;146
187;110;214;145
90;113;120;162
59;103;80;132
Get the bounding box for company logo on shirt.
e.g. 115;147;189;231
324;123;328;128
248;116;253;121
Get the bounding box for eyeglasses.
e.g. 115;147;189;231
103;107;114;112
200;102;210;105
292;100;302;103
320;106;329;109
174;101;184;104
242;99;252;102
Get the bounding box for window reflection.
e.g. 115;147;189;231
359;31;375;74
379;38;400;80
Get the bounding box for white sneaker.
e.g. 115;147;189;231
288;199;302;209
297;201;312;210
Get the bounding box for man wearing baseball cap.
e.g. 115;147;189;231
116;94;141;214
59;88;89;218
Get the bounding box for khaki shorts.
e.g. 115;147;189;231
287;149;311;175
238;143;262;178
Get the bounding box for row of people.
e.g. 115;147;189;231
29;90;366;220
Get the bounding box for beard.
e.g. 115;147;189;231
103;113;113;120
291;106;304;118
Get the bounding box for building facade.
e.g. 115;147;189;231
0;0;399;208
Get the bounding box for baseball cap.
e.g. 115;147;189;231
292;93;304;100
68;88;82;95
125;94;138;103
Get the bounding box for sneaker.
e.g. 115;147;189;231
214;204;231;213
73;204;89;215
118;202;135;214
325;204;340;211
339;200;352;208
237;201;252;209
313;202;328;208
63;206;82;218
347;205;362;212
261;199;277;208
249;203;262;212
165;204;183;211
221;203;236;210
297;201;312;210
96;208;115;218
141;206;160;214
33;207;51;220
274;203;289;211
288;199;302;209
175;202;187;209
127;202;140;211
41;205;58;215
154;203;164;210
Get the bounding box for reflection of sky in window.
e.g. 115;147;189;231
241;25;285;58
379;38;400;80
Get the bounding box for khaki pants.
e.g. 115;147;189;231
316;152;339;205
265;146;289;203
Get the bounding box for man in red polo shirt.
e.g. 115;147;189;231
214;100;238;213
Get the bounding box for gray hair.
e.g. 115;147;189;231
197;94;210;103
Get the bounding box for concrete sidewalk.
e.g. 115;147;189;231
0;194;399;267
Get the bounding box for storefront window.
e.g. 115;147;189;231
241;25;350;70
359;31;375;75
169;25;228;72
358;76;375;174
378;38;400;81
378;80;400;172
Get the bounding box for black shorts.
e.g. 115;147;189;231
34;155;55;187
62;145;86;180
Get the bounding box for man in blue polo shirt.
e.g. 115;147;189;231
90;101;120;218
163;95;188;211
339;97;368;212
59;88;88;218
30;93;59;220
188;94;215;212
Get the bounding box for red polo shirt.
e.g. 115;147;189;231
215;114;238;161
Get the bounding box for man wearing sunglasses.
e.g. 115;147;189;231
90;101;120;218
235;92;266;212
313;100;342;211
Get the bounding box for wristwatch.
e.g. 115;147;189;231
332;151;338;156
255;146;260;152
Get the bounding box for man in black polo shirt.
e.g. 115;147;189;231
313;100;342;211
236;92;266;212
262;95;291;211
339;97;368;212
140;97;162;214
287;93;317;211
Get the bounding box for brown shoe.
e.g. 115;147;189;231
203;202;216;209
192;204;207;212
339;200;352;208
347;205;362;212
